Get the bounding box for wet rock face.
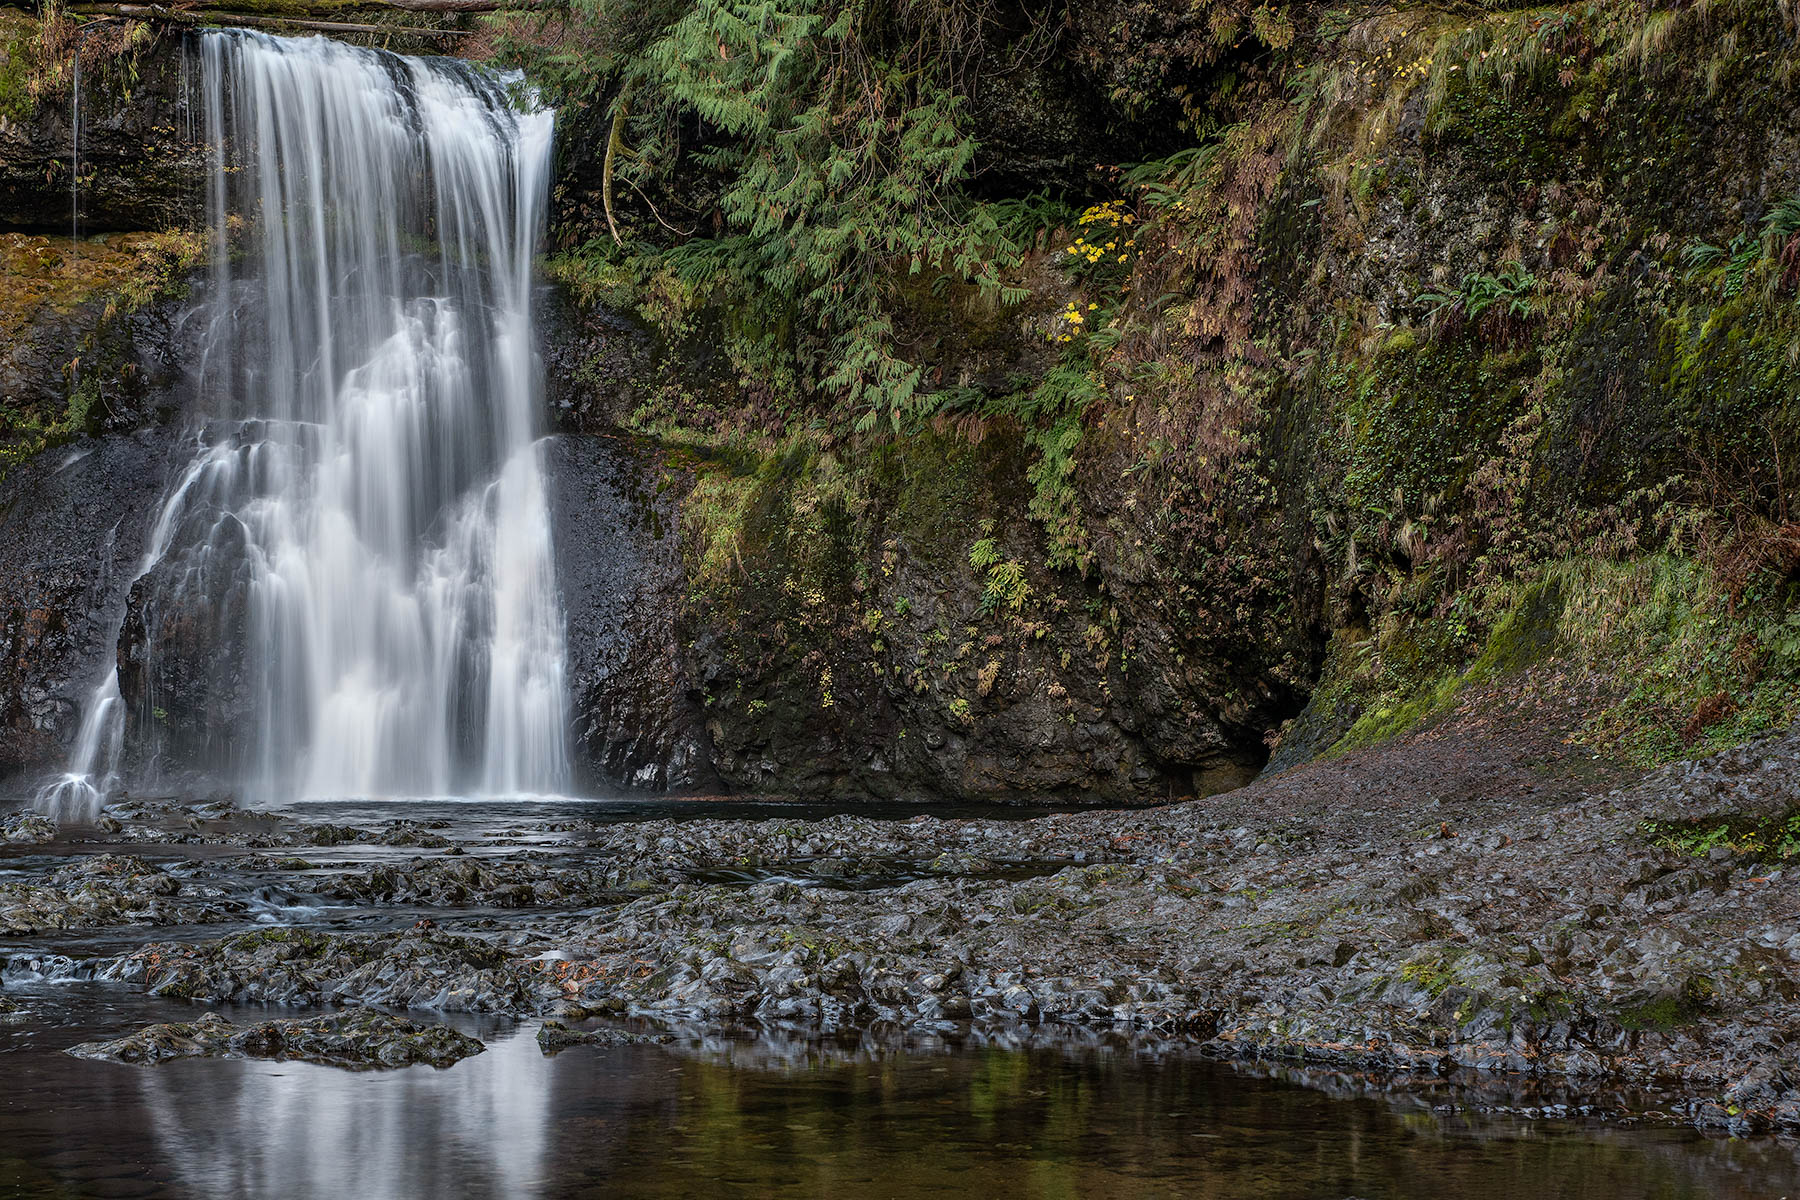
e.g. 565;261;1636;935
0;429;178;788
0;26;207;234
113;505;257;787
66;1009;485;1069
546;434;714;792
661;430;1279;805
537;286;660;436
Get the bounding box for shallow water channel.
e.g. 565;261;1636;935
1;798;1797;1198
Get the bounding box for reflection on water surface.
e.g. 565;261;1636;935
1;985;1795;1199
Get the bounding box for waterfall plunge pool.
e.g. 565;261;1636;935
0;980;1794;1200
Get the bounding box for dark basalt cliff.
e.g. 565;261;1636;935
0;429;175;779
0;17;206;234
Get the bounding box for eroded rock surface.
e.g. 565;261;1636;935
66;1009;484;1069
0;853;238;934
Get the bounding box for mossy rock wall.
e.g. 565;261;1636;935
0;17;206;234
672;427;1273;801
538;2;1800;797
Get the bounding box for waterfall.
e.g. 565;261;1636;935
38;31;569;817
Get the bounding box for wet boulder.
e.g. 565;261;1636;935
0;852;236;934
534;1019;673;1054
0;810;55;844
66;1009;485;1069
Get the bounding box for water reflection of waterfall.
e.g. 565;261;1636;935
135;1022;554;1200
38;31;569;817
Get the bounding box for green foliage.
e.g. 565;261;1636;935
1642;812;1800;862
967;536;1001;572
499;0;1041;432
1027;416;1086;571
1463;263;1539;320
1003;365;1100;571
979;559;1031;614
1682;232;1761;298
0;7;156;121
985;191;1082;251
969;534;1030;613
1416;261;1540;330
1681;192;1800;300
1124;140;1228;210
1766;195;1800;243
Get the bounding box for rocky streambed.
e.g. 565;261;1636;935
6;716;1800;1143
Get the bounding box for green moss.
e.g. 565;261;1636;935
0;13;36;121
1326;570;1566;753
1317;543;1800;762
1340;335;1534;524
1616;976;1716;1031
1398;948;1468;999
1651;295;1800;459
1;229;206;482
228;928;332;956
1427;76;1569;182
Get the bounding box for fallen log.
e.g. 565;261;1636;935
72;0;538;13
69;2;476;36
373;0;538;10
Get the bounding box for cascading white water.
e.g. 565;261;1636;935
38;31;569;818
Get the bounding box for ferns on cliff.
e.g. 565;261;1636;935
496;0;1049;431
493;0;1311;432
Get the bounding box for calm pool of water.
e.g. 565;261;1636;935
0;982;1795;1199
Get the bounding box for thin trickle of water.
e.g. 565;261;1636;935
33;671;122;819
69;49;78;244
39;31;569;818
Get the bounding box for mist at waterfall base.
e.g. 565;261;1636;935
37;31;570;818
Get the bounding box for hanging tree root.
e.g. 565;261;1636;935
603;92;629;246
